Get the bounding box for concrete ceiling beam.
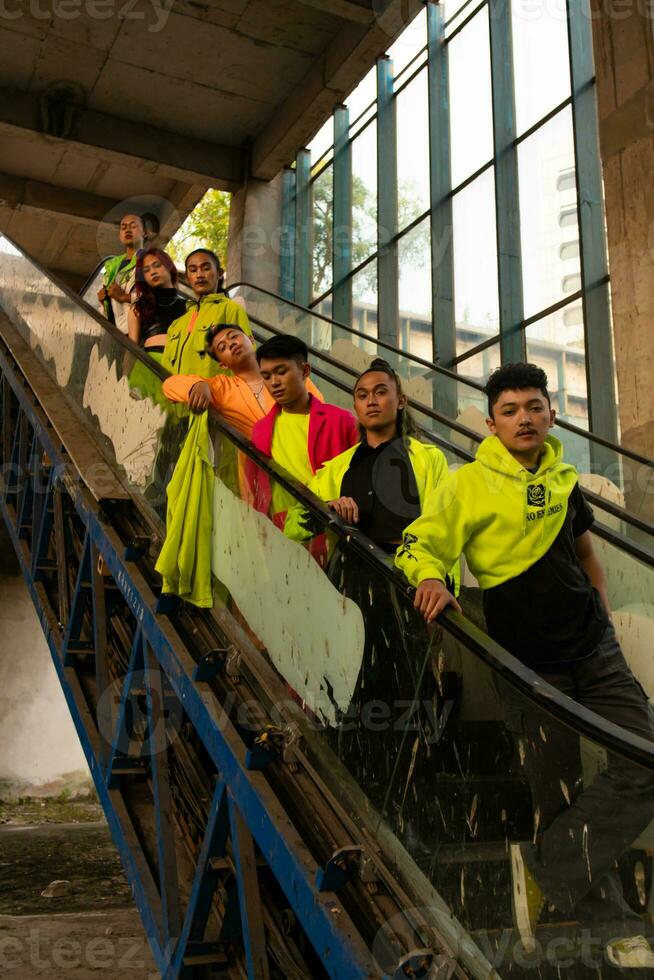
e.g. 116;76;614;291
294;0;375;24
251;0;423;179
0;86;245;190
0;171;123;228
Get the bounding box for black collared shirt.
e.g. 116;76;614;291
340;437;421;549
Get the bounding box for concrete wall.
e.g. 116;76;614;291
592;8;654;458
0;523;91;801
226;172;283;293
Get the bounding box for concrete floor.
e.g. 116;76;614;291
0;807;157;978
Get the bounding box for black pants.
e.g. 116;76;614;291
498;623;654;940
326;546;438;828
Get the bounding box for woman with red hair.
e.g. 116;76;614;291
128;248;186;364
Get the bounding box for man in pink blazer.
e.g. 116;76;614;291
247;334;359;528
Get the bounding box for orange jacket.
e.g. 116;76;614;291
162;372;323;440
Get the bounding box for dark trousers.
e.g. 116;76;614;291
498;623;654;940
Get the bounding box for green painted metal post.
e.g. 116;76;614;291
333;106;353;327
488;0;526;364
280;167;296;301
566;0;618;449
427;1;457;418
376;56;399;350
294;149;312;309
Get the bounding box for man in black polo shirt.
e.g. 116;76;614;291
395;362;654;967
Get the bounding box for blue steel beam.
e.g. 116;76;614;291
168;779;229;977
488;0;526;363
228;794;271;980
377;56;400;349
144;645;183;950
333;105;353;326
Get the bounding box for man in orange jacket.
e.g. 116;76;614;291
162;323;322;439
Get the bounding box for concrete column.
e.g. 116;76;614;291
225;172;284;293
0;523;91;800
591;8;654;458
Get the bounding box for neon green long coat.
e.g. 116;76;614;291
155;413;213;608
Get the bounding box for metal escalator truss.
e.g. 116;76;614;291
0;303;482;977
4;234;654;976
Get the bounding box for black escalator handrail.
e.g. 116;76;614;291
4;243;654;774
52;244;654;549
229;278;654;472
195;414;654;771
78;256;113;297
249;313;654;547
78;256;654;470
0;231;188;389
298;356;654;569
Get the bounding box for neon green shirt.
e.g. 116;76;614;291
270;412;312;517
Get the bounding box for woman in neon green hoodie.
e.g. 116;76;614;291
287;358;451;827
395;362;654;966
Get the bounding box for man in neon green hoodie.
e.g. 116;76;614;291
160;248;251;379
395;362;654;967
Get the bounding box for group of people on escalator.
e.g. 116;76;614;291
99;215;654;970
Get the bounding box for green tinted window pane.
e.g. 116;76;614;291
518;107;580;319
398;217;432;359
388;6;427;77
452;168;499;352
511;0;571;136
448;10;493;187
396;69;430;230
352;260;378;352
312;164;333;299
525;301;589;428
351;122;378;265
345;65;377;123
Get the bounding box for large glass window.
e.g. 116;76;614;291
352;260;378;355
285;0;611;437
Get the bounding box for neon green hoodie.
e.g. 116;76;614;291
395;434;579;590
160;293;251;379
284;437;448;542
102;252;137;321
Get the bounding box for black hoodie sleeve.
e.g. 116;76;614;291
571;482;594;538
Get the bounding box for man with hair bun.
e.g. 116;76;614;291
395;361;654;967
285;356;448;551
